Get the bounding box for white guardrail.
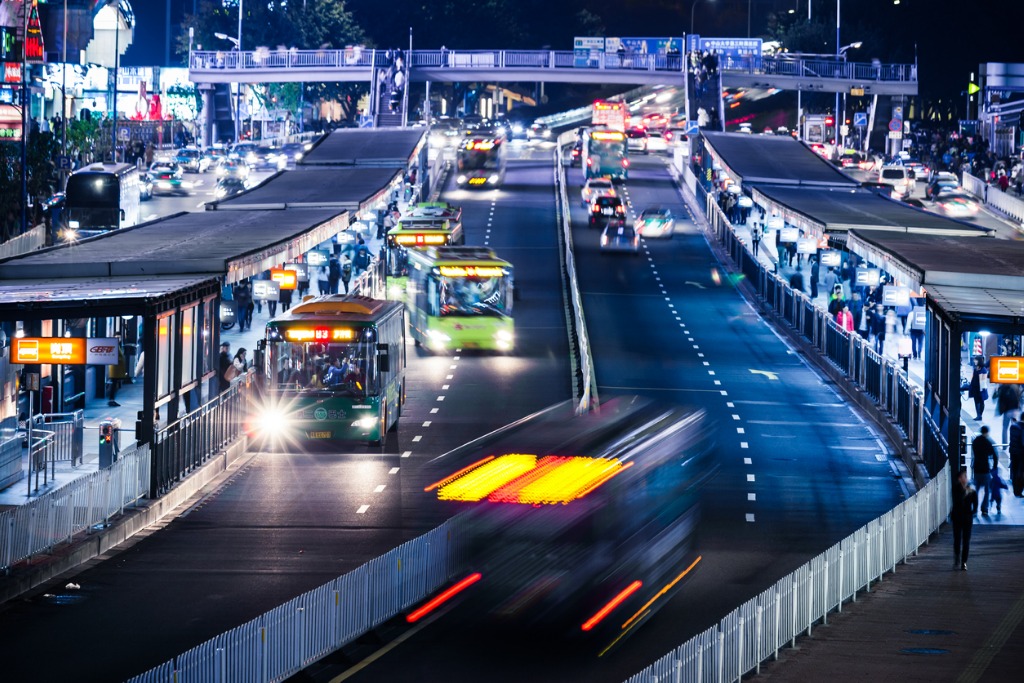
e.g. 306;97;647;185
0;443;151;571
962;172;1024;225
126;517;466;683
623;463;950;683
554;130;598;413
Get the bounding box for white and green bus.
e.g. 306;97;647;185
254;295;406;447
406;246;514;352
385;203;465;300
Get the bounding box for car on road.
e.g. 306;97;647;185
279;142;311;165
230;141;260;163
926;173;960;199
933;191;981;219
174;147;211;173
645;132;668;154
213;176;249;200
626;127;648;154
581;177;616;206
569;139;583;167
663;128;689;151
526;122;551;142
148;161;190;196
588;195;627;229
878;165;913;199
248;146;288;172
635;207;674;238
600;222;640;253
215;157;250;180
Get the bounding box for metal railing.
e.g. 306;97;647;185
0;443;150;572
30;411;85;465
127;515;466;683
189;49;916;83
151;373;255;496
962;172;1024;225
624;463;950;683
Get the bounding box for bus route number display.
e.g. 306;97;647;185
284;327;357;342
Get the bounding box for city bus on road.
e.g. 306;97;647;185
456;135;507;188
405;246;514;352
582;129;629;181
254;295;406;447
60;162;142;242
385;202;465;300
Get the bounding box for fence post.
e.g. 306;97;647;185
866;527;872;592
737;615;745;681
215;646;226;683
838;548;844;613
791;582;798;648
806;570;814;636
755;605;763;675
773;592;781;660
822;558;829;625
716;629;725;683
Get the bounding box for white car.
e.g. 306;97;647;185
581;177;616;206
626;128;648;154
878;166;913;199
635;207;674;238
646;132;668;154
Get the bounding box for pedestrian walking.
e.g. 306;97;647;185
218;342;233;393
972;425;997;516
788;265;804;293
340;255;353;294
908;299;925;359
353;237;371;275
1009;414;1024;497
992;382;1021;447
751;223;761;257
279;284;293;312
968;357;989;420
835;304;855;332
233;279;253;332
328;256;342;294
317;264;330;296
810;257;820;299
989;469;1008;514
869;304;887;355
951;469;978;571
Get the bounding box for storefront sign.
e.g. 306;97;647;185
3;61;19;83
881;285;911;307
778;227;799;243
285;262;309;282
12;337;119;365
819;250;842;267
252;279;280;301
796;237;818;254
990;356;1024;384
854;268;881;286
0;102;21;142
306;249;330;267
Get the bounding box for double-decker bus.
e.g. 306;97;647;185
60;162;142;242
406;246;514;352
592;99;628;132
456;135;507;188
582;129;629;181
254;295;406;447
419;396;715;649
385;202;465;300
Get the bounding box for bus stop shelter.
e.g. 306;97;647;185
845;230;1024;472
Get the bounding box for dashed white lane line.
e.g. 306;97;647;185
422;421;432;427
436;396;445;401
708;370;715;376
442;384;450;390
743;457;752;464
450;365;458;369
720;390;728;396
373;485;386;493
737;427;745;434
748;493;757;501
430;408;439;414
389;467;400;474
703;361;710;366
402;450;412;458
746;474;756;482
357;505;370;514
745;513;756;522
453;356;461;360
740;442;749;449
714;380;722;385
731;414;741;420
726;402;734;407
412;435;423;442
446;375;453;379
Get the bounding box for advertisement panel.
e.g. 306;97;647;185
990;357;1024;384
12;337;119;365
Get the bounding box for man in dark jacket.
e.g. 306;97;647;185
951;469;978;570
217;342;232;393
972;425;997;515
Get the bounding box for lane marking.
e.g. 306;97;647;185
746;474;756;482
741;443;749;449
743;457;752;464
430;408;439;414
437;396;446;401
442;384;450;390
373;485;386;493
402;451;412;458
446;375;454;380
423;421;432;427
737;427;745;433
748;493;756;501
389;467;400;474
357;505;370;514
726;402;734;407
745;513;755;522
412;435;423;442
732;414;741;420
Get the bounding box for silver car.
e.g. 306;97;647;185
600;223;640;254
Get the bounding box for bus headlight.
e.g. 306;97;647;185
351;417;377;429
457;174;467;184
488;175;500;184
495;330;513;350
259;407;290;435
427;329;451;349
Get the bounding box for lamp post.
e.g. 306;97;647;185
62;0;67;161
837;41;862;150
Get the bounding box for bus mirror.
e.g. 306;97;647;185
379;352;390;373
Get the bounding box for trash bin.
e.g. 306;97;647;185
99;417;121;468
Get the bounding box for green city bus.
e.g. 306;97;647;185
254;295;406;447
583;129;630;181
385;203;464;301
406;246;514;352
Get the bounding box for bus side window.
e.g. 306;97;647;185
426;278;439;317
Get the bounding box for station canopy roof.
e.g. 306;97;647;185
847;230;1024;327
701;131;859;188
0;208;347;284
300;128;426;167
753;186;995;238
210;166;403;211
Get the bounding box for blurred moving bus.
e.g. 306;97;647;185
254;295;406;447
61;162;142;242
385;202;464;300
405;246;514;352
582;129;629;181
422;396;716;649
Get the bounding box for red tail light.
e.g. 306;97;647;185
586;158;593;166
622;158;630;168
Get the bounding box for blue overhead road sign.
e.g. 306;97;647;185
854;112;868;127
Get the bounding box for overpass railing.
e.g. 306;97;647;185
127;515;467;683
0;443;150;572
189;49;915;83
624;462;949;683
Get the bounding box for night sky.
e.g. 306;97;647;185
121;0;1024;102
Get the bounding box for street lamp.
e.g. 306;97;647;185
690;0;715;36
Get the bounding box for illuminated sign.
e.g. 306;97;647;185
252;279;280;301
0;103;21;142
3;62;20;83
25;1;44;64
270;268;297;290
855;268;882;286
13;337;119;365
990;357;1024;384
428;453;630;505
468;177;487;185
438;265;505;278
284;327;356;342
591;131;626;141
394;232;449;246
466;140;496;150
819;250;842;267
306;249;329;267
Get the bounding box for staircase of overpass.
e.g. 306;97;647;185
188;48;919;107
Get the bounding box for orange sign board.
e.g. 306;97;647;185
13;337;86;364
270;268;297;290
990;357;1024;384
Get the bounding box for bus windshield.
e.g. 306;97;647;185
438;274;510;317
65;175;119;208
588;138;626;160
267;335;380;396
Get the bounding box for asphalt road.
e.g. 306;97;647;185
141;166;279;220
327;155;908;683
0;149;571;683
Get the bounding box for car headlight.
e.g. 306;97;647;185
457;175;467;184
512;124;524;134
488;174;500;184
60;228;78;242
215;188;227;198
68;220;80;229
351;417;377;429
542;129;550;138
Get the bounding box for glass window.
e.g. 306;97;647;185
437;274;509;317
180;306;196;385
268;329;380;397
156;313;175;398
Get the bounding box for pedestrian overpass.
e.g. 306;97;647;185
188;48;919;97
